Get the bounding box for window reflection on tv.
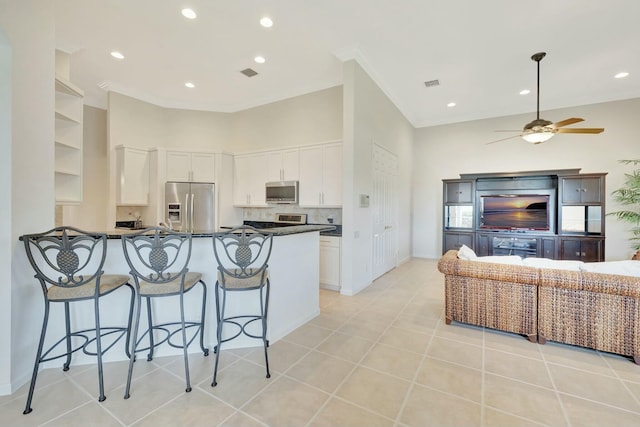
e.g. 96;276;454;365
480;195;550;230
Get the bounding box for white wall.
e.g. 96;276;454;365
1;0;56;394
0;19;12;395
413;97;640;260
341;60;414;295
163;108;233;151
230;86;343;152
62;106;108;229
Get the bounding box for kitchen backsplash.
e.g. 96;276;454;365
243;206;342;225
116;206;152;224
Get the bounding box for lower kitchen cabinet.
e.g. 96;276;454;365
320;235;341;291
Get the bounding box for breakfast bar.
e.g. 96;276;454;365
53;225;333;366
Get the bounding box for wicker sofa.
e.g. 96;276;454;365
438;249;640;363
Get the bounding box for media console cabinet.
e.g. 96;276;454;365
442;169;606;262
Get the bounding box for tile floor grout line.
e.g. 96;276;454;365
537;339;573;427
366;271;438;427
306;269;421;427
11;259;640;427
599;353;640;409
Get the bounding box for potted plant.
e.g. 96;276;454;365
608;159;640;258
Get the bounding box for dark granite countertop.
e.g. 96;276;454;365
319;224;342;237
104;224;336;239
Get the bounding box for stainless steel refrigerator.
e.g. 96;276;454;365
165;182;215;233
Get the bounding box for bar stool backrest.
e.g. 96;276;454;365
121;227;193;287
212;226;273;287
22;226;106;295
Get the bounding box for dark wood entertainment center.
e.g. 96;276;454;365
442;169;606;262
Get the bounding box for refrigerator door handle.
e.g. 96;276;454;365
190;193;195;233
184;193;189;232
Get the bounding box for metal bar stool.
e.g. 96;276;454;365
21;227;134;414
211;226;273;386
121;227;208;398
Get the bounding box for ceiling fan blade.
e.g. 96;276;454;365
486;134;522;145
550;117;584;128
555;127;604;134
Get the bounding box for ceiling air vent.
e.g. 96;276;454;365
424;79;440;88
240;68;258;77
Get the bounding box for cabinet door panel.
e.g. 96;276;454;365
234;153;267;206
282;148;300;181
562;177;602;204
443;232;473;253
299;146;324;206
579;239;602;262
475;234;491;256
580;177;602;203
445;181;473;204
117;148;149;205
540;238;556;259
166;151;191;182
559;238;603;261
266;151;284;182
322;143;342;206
190;153;215;182
319;237;341;287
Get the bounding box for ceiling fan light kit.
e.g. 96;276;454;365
522;130;554;144
488;52;604;145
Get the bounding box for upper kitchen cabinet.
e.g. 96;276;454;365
299;142;342;207
115;146;149;206
266;148;299;182
54;76;84;204
234;152;268;206
166;150;216;182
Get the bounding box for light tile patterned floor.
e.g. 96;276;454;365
3;258;640;426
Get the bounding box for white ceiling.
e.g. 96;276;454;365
55;0;640;128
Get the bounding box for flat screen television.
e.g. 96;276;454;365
478;193;553;232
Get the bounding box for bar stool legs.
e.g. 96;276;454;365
211;280;271;387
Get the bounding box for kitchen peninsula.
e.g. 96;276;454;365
53;225;335;365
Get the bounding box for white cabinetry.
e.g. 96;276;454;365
55;77;84;204
115;146;149;206
299;142;342;207
233;153;267;206
320;235;341;291
166;151;215;182
266;148;299;182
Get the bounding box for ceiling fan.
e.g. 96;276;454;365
488;52;604;145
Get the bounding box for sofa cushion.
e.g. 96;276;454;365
457;244;477;260
522;257;584;271
579;260;640;277
474;255;523;266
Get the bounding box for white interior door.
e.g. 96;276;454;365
372;144;398;279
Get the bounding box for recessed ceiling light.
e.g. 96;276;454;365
519;89;531;95
185;82;195;88
615;71;629;79
447;102;456;108
260;16;273;28
181;8;197;19
110;51;124;60
254;56;266;64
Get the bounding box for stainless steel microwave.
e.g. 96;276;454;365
266;181;299;204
